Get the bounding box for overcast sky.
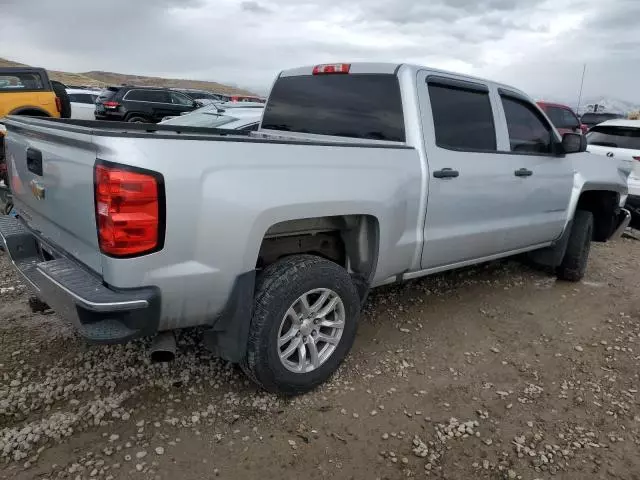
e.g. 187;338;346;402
0;0;637;103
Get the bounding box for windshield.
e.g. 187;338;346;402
587;125;640;149
162;111;238;127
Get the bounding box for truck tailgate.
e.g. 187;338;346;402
4;118;102;272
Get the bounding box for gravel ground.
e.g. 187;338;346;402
1;236;640;480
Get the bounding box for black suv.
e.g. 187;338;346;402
95;86;199;123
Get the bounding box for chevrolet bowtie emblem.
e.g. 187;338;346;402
29;179;46;200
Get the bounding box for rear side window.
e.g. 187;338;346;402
428;81;496;151
501;96;554;154
545;106;579;129
262;74;405;142
125;89;169;103
68;93;95;104
0;72;45;91
587;126;640;150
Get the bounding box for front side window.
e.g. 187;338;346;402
501;96;554;154
428;81;496;151
170;91;194;106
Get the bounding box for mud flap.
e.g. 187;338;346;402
203;270;256;363
527;220;573;269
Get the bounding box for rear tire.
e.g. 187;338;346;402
50;81;71;119
126;115;149;123
242;255;360;395
556;210;593;282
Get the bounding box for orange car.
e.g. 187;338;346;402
0;67;62;118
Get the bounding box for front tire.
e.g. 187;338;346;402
557;210;593;282
242;255;360;395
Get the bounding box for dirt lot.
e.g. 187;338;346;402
1;236;640;480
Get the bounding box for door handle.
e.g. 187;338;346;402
26;148;43;176
433;168;459;179
514;168;533;177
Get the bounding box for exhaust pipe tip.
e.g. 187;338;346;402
150;331;176;363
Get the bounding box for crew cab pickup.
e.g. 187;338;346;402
0;63;631;394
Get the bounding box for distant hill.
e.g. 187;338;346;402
0;57;252;95
579;97;640;116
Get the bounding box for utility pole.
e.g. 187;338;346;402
576;63;586;114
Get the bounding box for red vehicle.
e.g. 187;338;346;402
537;101;588;135
230;95;266;104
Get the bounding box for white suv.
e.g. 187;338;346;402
587;119;640;224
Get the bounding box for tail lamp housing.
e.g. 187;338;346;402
94;161;165;257
312;63;351;75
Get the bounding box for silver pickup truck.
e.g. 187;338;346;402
0;62;630;394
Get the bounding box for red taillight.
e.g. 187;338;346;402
312;63;351;75
633;156;640;161
103;101;120;109
94;163;162;257
55;97;62;114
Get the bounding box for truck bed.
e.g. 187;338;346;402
5;116;412;149
3;114;421;334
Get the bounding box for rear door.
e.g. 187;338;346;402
123;89;172;122
4;119;102;272
417;73;525;269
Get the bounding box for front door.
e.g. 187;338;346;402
417;71;526;269
495;92;573;249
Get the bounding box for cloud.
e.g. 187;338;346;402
240;1;272;14
0;0;637;102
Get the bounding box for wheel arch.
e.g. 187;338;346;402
256;214;380;300
8;106;52;117
575;189;620;242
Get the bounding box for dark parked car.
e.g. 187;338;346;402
95;86;199;123
580;112;625;130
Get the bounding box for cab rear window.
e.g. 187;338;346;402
262;74;405;142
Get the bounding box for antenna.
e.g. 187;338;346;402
576;63;586;115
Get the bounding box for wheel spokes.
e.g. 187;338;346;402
307;338;320;368
280;336;302;360
278;327;298;347
296;340;308;372
277;288;346;374
316;333;339;345
316;296;340;318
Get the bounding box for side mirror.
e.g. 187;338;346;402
193;100;203;108
561;132;587;154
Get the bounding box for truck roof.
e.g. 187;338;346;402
278;62;530;100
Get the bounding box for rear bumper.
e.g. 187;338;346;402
0;215;160;344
